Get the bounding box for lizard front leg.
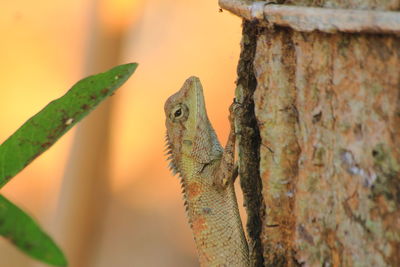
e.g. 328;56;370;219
214;100;241;190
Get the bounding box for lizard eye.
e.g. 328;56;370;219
171;104;188;122
174;108;182;118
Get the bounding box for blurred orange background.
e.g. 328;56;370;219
0;1;241;266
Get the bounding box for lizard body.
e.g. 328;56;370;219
164;77;249;266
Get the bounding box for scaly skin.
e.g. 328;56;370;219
164;77;249;266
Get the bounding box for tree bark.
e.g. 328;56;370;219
233;1;400;266
54;1;127;266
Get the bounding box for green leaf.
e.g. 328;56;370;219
0;194;67;266
0;63;137;188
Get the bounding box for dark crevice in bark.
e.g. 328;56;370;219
236;20;265;267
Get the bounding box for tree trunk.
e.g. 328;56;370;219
54;1;128;266
228;1;400;266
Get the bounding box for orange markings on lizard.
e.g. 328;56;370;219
187;182;202;199
192;216;207;235
164;77;250;265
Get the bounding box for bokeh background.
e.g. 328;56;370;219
0;0;242;266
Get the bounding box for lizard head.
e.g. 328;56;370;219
164;76;222;175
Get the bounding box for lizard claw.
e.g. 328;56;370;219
229;99;244;127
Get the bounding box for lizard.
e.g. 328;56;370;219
164;76;249;266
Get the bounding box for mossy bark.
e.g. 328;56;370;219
235;2;400;267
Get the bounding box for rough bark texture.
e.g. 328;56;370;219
234;1;400;267
253;27;302;266
236;20;266;267
253;26;400;266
